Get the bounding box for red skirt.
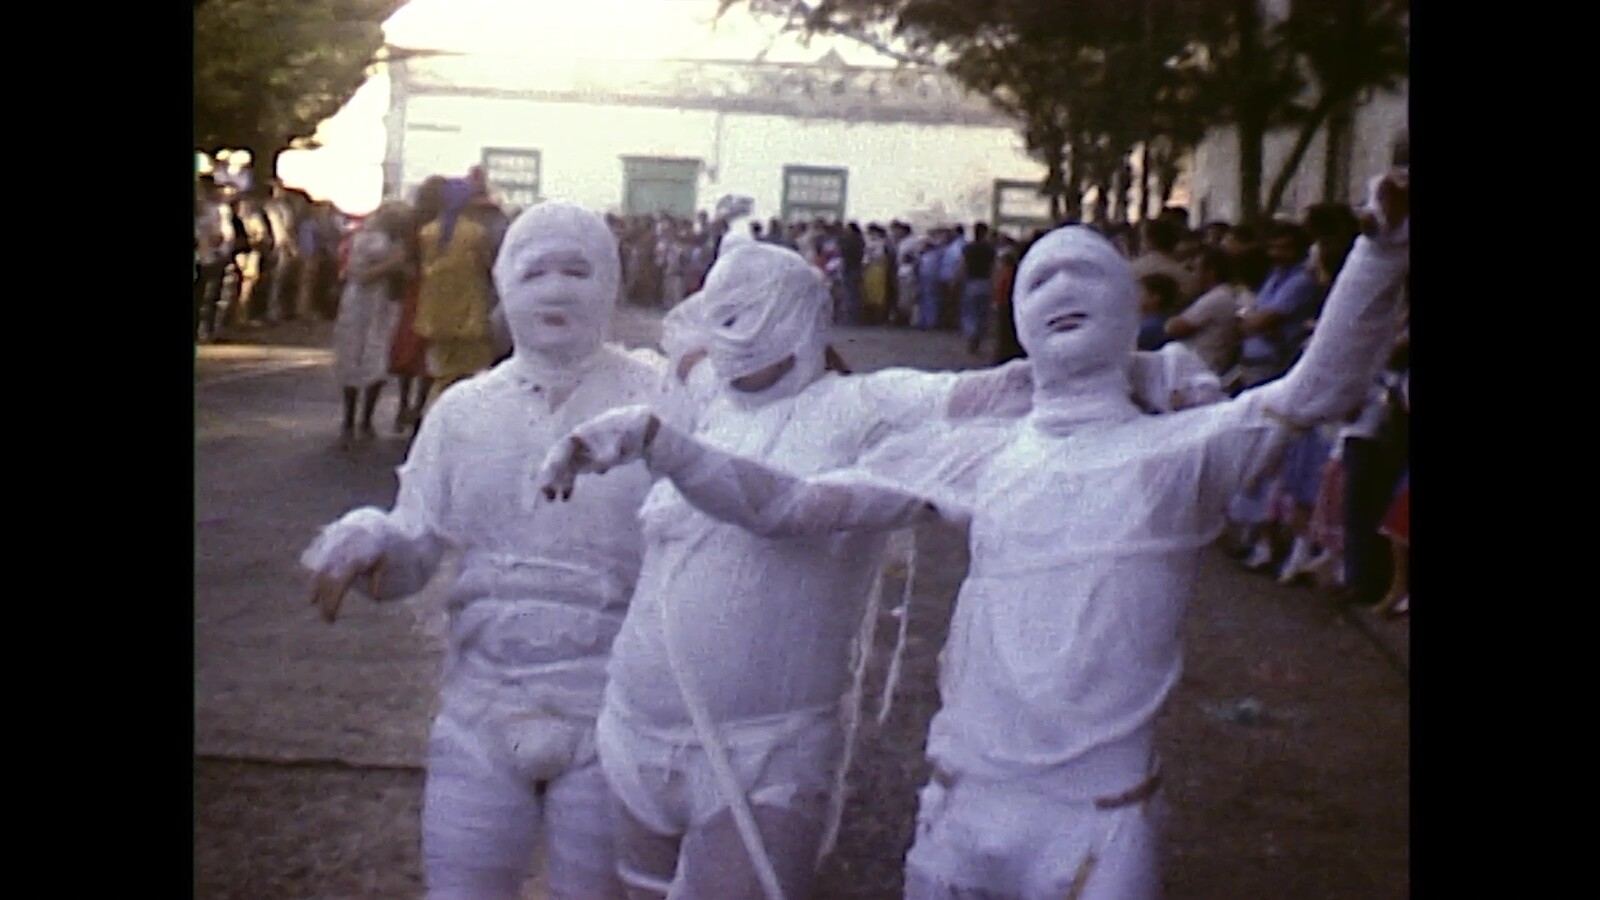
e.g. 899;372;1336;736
389;284;429;377
1380;477;1409;544
1309;458;1345;553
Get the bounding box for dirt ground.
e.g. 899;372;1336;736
195;312;1407;899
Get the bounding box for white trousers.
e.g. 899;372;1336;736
904;759;1164;900
422;699;625;900
595;692;842;898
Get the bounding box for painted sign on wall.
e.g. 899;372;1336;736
481;147;542;210
991;179;1054;233
782;165;848;222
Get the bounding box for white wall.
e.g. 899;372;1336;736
396;92;1047;226
1346;87;1408;195
1188;118;1331;225
400;94;717;210
717;112;1043;226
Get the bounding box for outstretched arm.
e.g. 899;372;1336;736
535;406;940;539
301;506;446;622
945;359;1033;419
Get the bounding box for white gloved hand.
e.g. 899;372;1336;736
300;509;391;623
1359;168;1409;247
535;405;662;502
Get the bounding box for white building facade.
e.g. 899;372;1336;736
381;50;1052;230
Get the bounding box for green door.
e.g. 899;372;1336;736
621;157;700;217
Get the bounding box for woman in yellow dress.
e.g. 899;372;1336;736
412;177;497;408
862;224;891;324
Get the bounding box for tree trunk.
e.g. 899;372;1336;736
1116;162;1135;224
1238;115;1266;225
1158;148;1184;212
1043;145;1067;221
1158;160;1178;212
1063;136;1084;222
1235;0;1265;225
1322;98;1353;203
246;139;284;191
1263;96;1337;219
1137;141;1152;221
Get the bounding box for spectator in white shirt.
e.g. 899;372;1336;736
1130;217;1201;303
1164;247;1242;375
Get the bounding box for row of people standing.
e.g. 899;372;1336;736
746;217;1021;345
1110;204;1411;616
1124;207;1360;389
194;176;348;342
612;213;725;309
329;173;512;446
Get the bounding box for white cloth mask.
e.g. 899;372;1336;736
493;202;621;369
1013;226;1143;430
701;243;832;407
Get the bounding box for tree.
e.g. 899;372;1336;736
1172;0;1307;225
194;0;405;184
946;31;1099;221
726;0;942;67
1176;0;1406;224
1144;54;1212;217
1260;0;1409;217
726;1;1405;227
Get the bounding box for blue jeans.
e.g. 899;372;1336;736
841;271;863;325
918;283;941;331
196;261;232;339
959;280;990;342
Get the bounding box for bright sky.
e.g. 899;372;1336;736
382;0;900;64
271;0;908;212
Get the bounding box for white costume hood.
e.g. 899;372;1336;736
492;201;622;372
700;242;832;407
1013;226;1143;431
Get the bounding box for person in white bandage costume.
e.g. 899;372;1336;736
300;202;666;900
537;172;1409;899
